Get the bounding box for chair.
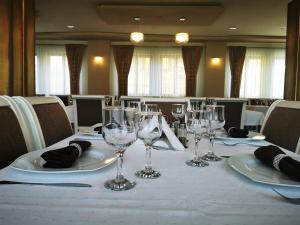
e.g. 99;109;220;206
214;98;248;129
142;97;189;124
14;96;73;148
261;100;300;153
54;95;72;106
72;95;106;132
0;96;30;168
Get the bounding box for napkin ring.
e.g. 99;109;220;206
70;143;83;157
273;154;288;171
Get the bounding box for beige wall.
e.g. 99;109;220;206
87;40;111;94
203;41;226;97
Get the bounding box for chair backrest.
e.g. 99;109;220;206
142;97;189;124
72;95;105;132
0;96;29;168
261;100;300;153
214;98;248;129
54;95;72;106
14;96;73;148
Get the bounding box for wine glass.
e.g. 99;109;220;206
171;104;186;122
129;101;141;112
141;103;158;112
202;105;225;161
102;107;138;191
104;96;111;106
135;105;162;179
185;110;209;167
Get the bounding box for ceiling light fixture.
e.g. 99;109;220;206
130;17;144;44
130;32;144;43
179;17;186;22
228;26;237;30
175;33;189;44
66;25;75;29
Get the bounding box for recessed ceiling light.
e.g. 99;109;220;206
228;26;237;30
133;16;140;21
66;25;75;29
179;17;186;22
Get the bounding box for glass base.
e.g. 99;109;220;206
185;159;209;167
135;169;161;179
202;152;222;161
104;177;136;191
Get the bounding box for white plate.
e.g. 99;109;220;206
10;146;117;173
227;153;300;187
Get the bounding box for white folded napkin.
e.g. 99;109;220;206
161;117;185;151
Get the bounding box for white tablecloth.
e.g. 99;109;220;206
1;136;299;225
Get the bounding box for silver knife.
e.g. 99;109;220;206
0;180;92;187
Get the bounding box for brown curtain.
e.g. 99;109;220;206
112;45;134;96
228;46;246;98
66;44;86;94
0;0;35;96
181;46;203;97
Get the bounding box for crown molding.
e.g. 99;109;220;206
35;32;286;43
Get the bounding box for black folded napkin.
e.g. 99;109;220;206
226;127;249;138
41;141;91;168
254;145;300;181
94;126;102;134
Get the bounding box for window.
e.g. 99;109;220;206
239;48;285;98
127;47;186;97
35;45;70;95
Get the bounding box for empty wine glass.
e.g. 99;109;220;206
128;101;141;111
135;105;162;179
202;105;225;161
141;103;158;112
104;96;111;106
102;107;138;191
171;104;186;122
185;110;209;167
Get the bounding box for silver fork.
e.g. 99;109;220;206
272;188;300;204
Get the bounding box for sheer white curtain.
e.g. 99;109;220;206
127;47;186;97
239;48;285;98
35;45;70;95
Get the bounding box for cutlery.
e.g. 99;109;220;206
0;180;92;187
152;145;178;151
272;188;300;204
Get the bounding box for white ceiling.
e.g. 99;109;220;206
35;0;290;40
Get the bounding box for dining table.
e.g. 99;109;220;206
0;134;299;225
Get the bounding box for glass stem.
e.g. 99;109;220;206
145;145;152;172
193;135;201;161
208;130;215;155
115;149;125;182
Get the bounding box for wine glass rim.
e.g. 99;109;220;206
104;106;137;111
187;109;210;112
207;105;225;108
172;103;186;106
140;111;162;116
